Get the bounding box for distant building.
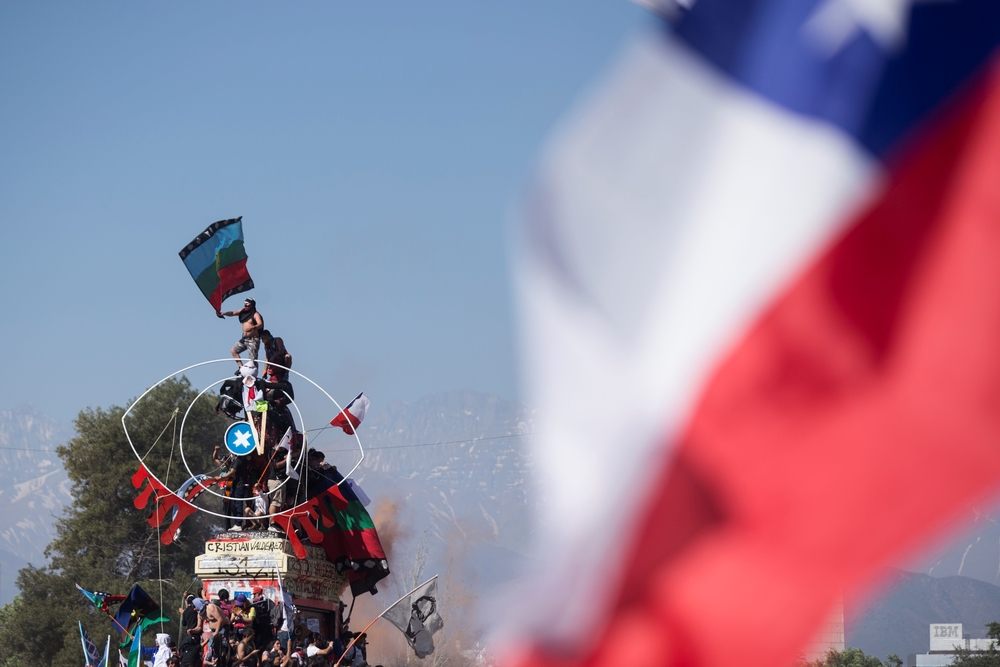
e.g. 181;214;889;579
802;597;846;662
908;623;998;666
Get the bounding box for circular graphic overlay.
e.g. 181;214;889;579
121;358;364;521
224;421;258;456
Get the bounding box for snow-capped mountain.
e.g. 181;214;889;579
0;405;74;604
338;390;538;568
355;390;535;545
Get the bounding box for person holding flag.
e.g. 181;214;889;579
220;298;264;369
335;576;444;666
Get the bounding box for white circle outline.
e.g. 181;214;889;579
121;358;364;521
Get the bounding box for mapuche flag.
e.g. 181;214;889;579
179;217;254;312
309;464;389;596
507;3;1000;667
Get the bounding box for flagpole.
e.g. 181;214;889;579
333;575;439;667
105;610;134;641
79;621;91;667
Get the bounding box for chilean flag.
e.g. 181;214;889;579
508;2;1000;667
330;392;370;435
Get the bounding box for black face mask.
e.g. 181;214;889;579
238;304;256;323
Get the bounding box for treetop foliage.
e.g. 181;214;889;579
0;378;228;667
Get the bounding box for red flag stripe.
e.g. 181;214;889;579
517;53;1000;667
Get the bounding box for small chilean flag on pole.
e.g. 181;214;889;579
179;217;254;313
505;2;1000;667
330;393;370;435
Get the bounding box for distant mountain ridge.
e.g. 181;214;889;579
848;569;1000;661
0;405;74;604
0;392;536;610
347;390;537;562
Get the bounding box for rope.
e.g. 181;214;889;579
157;409;179;634
140;409;179;464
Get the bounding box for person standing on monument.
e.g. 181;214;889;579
219;298;264;369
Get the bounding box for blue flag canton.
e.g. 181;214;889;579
671;0;1000;156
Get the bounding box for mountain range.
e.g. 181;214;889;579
848;569;1000;660
0;405;74;604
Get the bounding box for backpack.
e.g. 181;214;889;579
270;600;284;629
216;379;243;420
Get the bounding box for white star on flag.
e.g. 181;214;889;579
802;0;948;56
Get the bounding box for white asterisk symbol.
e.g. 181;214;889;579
233;428;252;450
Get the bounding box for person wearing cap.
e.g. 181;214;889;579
232;593;256;630
220;298;264;369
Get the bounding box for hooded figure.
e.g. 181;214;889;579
237;298;257;323
153;633;173;667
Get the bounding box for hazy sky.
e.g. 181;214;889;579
0;1;650;423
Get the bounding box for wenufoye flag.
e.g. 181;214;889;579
506;2;1000;667
383;576;443;659
179;217;254;312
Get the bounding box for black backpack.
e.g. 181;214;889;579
270;600;284;629
216;379;243;420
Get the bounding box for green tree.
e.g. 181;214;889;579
804;648;889;667
0;378;228;667
950;623;1000;667
950;646;1000;667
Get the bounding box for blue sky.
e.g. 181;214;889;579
0;1;650;423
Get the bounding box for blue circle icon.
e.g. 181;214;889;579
225;421;257;456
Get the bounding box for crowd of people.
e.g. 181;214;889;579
152;589;376;667
211;298;338;532
133;298;366;667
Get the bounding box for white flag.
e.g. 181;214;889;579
278;427;300;481
383;577;444;658
275;561;297;632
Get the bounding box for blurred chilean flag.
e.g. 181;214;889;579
508;2;1000;667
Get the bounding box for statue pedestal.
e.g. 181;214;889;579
195;531;349;639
